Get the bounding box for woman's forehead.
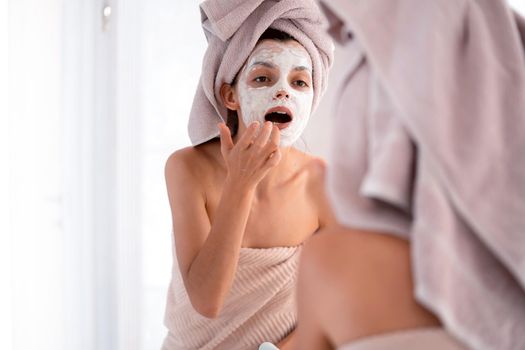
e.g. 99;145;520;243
247;40;312;67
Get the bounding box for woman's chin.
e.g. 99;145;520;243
279;139;296;148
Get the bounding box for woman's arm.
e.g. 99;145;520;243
165;121;280;318
295;242;333;350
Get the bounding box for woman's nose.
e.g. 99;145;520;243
274;88;290;100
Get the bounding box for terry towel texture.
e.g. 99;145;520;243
188;0;334;145
320;0;525;349
162;245;302;350
337;328;466;350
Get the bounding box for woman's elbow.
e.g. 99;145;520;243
189;294;223;319
183;269;227;318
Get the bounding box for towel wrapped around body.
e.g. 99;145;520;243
319;0;525;349
162;245;302;350
188;0;334;145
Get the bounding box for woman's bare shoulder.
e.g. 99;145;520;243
291;149;328;185
165;139;222;180
291;149;335;226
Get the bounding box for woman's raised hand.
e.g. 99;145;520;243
219;121;281;189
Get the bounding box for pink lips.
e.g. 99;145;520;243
265;106;293;117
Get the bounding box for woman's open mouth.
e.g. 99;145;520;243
264;106;293;130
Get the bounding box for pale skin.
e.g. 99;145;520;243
294;228;442;350
164;39;335;349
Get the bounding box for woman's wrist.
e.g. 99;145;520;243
224;174;257;195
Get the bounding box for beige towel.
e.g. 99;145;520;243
338;328;466;350
162;245;302;350
188;0;334;145
319;0;525;349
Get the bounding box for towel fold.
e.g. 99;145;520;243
188;0;334;145
320;0;525;349
162;245;302;350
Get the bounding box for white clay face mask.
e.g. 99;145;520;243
237;40;314;147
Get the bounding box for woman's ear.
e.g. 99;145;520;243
220;83;240;111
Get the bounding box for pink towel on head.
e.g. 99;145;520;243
188;0;334;145
320;0;525;349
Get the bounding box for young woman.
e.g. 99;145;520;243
162;28;334;350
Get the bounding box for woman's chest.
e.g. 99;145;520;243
206;183;319;248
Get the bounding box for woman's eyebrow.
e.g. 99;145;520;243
249;61;276;69
293;65;312;73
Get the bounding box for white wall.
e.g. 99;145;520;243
6;0;64;349
138;1;205;347
510;0;525;15
0;0;11;347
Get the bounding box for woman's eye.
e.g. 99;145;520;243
294;80;309;88
254;76;269;83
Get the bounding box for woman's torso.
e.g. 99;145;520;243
162;139;331;348
195;139;324;247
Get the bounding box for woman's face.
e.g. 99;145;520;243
236;39;313;147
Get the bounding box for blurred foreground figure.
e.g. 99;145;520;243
297;0;525;349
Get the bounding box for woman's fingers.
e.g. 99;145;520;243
219;123;234;155
253;121;273;149
262;125;281;168
237;121;260;149
269;124;280;150
222;121;281;182
263;124;280;155
265;148;282;169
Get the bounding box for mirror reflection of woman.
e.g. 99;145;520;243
161;1;334;349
